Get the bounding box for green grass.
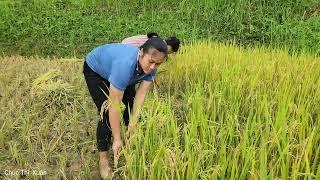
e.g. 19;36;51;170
0;41;319;179
0;0;319;57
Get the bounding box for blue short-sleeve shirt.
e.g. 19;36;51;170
85;43;156;91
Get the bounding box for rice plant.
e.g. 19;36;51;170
0;41;319;179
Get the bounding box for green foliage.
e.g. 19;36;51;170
0;0;319;57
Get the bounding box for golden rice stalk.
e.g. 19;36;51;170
31;69;75;108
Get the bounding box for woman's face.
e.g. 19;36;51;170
139;48;166;74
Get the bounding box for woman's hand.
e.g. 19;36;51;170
112;139;123;164
126;124;135;138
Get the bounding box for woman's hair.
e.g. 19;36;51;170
147;32;159;38
140;37;168;56
165;36;180;52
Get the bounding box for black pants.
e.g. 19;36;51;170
83;61;136;151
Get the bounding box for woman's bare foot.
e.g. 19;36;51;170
99;151;112;179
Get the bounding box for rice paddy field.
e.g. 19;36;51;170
0;42;319;179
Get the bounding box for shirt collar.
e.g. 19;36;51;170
136;51;143;74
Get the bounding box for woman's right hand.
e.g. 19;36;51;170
112;139;123;168
126;124;135;138
112;139;123;157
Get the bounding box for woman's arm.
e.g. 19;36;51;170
108;84;124;155
128;80;152;130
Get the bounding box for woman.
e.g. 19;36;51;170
83;37;168;179
122;33;180;86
